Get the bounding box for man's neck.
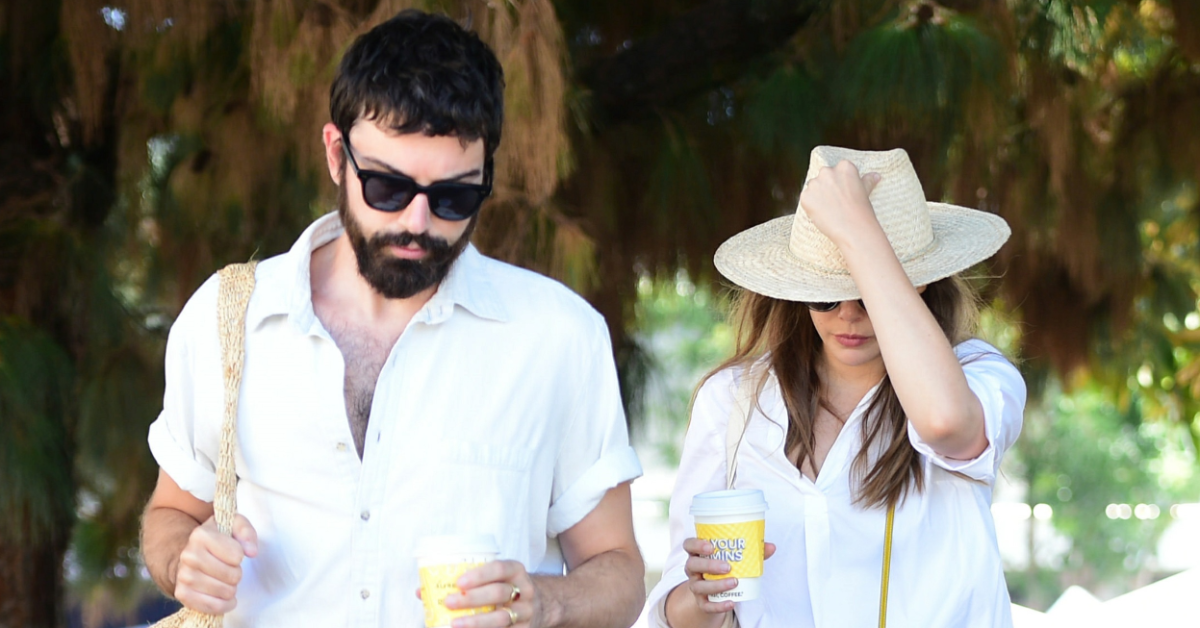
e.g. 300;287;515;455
310;233;437;328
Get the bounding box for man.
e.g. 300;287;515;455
141;10;645;628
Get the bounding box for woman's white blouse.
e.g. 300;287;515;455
641;339;1026;628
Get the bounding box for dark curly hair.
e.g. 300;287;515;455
330;10;505;160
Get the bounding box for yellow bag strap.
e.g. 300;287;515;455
878;502;896;628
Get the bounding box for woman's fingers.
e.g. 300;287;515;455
861;171;882;195
677;536;776;618
800;161;883;243
688;575;738;597
684;555;731;579
681;537;711;556
682;538;726;578
688;575;739;615
698;599;737;615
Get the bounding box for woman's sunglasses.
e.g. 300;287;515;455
805;299;866;313
342;138;492;221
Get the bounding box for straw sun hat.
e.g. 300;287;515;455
714;146;1011;302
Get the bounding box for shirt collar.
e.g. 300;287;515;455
245;212;509;332
419;244;509;324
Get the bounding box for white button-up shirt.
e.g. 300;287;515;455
149;213;642;627
642;339;1025;627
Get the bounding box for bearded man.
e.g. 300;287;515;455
140;10;645;628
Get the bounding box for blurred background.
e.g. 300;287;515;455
2;0;1200;626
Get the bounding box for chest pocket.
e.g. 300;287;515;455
432;439;534;468
409;439;536;545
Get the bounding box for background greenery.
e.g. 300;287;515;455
2;0;1199;624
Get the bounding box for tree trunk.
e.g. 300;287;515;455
2;2;83;626
0;517;71;628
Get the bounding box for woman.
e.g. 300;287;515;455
642;147;1026;627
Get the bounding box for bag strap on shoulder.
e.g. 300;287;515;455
149;262;257;628
724;369;757;489
213;262;257;535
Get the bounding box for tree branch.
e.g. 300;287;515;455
578;0;824;125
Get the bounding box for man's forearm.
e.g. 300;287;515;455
141;506;203;596
532;547;645;628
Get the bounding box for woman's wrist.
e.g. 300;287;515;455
825;206;886;255
664;581;729;628
663;582;688;627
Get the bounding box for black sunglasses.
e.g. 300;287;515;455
342;138;491;221
805;299;866;313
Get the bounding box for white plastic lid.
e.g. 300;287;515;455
414;534;499;558
689;489;768;517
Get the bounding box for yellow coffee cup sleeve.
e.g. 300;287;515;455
695;520;765;580
419;563;495;627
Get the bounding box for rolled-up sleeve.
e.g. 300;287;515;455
906;339;1026;483
547;314;643;536
146;275;222;503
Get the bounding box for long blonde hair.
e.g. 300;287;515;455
698;276;979;509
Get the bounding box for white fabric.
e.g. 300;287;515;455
148;212;642;628
640;339;1025;628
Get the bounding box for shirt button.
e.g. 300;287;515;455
361;588;370;599
361;510;371;521
336;442;347;452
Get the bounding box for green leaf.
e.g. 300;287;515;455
741;64;823;161
835;12;1002;128
0;318;76;544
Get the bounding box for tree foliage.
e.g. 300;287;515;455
1009;380;1200;606
2;0;1200;623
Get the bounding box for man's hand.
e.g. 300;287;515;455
444;559;537;628
435;482;643;628
173;514;259;614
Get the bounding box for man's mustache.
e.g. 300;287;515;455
369;231;452;253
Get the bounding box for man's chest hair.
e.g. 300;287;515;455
325;319;398;456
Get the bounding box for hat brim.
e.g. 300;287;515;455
713;203;1011;302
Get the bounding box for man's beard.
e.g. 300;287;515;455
337;182;475;299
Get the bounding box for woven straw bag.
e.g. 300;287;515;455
152;262;256;628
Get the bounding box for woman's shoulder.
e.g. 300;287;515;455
697;358;773;400
954;338;1012;364
695;365;741;406
954;338;1026;390
694;359;780;426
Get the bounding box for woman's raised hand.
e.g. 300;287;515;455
798;160;882;246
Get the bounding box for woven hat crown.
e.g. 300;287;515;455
713;145;1011;302
792;147;934;273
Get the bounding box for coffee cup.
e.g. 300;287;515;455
415;534;500;627
690;489;768;602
